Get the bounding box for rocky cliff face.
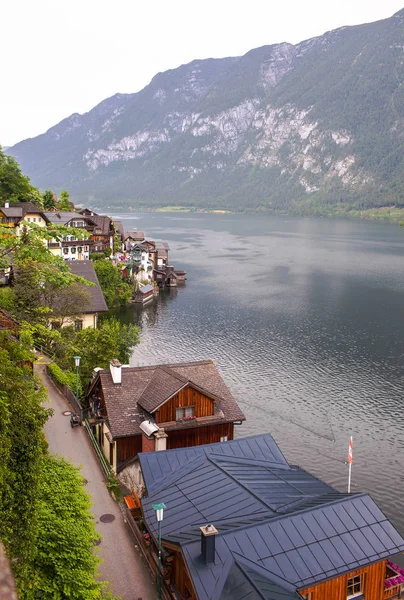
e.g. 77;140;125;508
9;9;404;212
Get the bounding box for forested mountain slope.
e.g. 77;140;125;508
9;8;404;213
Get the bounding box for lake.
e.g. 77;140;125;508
108;212;404;536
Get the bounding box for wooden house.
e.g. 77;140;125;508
138;434;404;600
86;359;245;473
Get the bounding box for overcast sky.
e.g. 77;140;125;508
2;0;403;147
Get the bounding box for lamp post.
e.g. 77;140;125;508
73;355;81;400
152;502;166;600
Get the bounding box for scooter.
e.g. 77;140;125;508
70;413;81;428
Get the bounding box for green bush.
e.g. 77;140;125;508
48;363;81;395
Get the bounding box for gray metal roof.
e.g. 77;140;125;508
139;434;404;600
138;284;154;294
67;260;108;313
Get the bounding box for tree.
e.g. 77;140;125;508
49;283;92;326
24;455;102;600
67;318;139;383
0;146;43;207
42;189;56;210
0;333;50;590
93;260;132;307
58;190;71;211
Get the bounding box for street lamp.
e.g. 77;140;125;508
73;355;81;400
152;502;166;600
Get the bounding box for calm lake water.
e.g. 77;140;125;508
108;212;404;537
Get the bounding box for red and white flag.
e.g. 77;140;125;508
348;436;353;465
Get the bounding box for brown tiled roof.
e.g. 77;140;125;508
113;220;124;236
68;260;108;313
91;360;245;439
91;214;113;235
138;366;188;412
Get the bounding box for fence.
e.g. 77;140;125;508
123;505;173;600
46;365;83;420
83;419;111;478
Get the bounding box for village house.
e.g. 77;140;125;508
45;211;95;260
0;202;50;232
134;434;404;600
123;229;145;250
85;359;245;473
51;260;108;329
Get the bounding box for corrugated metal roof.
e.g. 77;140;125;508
140;434;404;600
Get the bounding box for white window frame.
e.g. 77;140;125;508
220;436;228;442
347;574;364;599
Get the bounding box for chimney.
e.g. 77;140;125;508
109;359;122;384
200;524;218;564
154;428;168;451
4;202;9;208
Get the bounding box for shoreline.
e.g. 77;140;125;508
99;204;404;225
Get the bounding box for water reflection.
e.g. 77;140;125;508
106;212;404;536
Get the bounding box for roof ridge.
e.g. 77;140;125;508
146;454;208;496
233;553;298;595
176;491;371;546
99;359;215;374
159;365;189;383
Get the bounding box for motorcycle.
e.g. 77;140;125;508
70;412;81;428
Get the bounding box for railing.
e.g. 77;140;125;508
83;420;111;478
33;341;57;364
384;585;402;599
123;506;173;600
45;365;83;418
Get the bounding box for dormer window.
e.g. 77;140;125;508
176;406;194;420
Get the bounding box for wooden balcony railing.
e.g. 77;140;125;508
384;584;401;599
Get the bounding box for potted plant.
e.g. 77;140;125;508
143;532;151;547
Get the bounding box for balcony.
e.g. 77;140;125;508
384;561;404;599
384;585;401;599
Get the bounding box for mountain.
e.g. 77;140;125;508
8;9;404;213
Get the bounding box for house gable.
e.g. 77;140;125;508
155;382;217;424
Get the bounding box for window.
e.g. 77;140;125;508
71;247;76;254
63;248;69;254
74;319;83;331
26;217;30;222
38;217;42;222
33;218;36;223
220;436;228;442
176;406;194;420
84;246;89;252
347;574;364;598
78;247;82;253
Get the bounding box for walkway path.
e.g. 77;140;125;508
36;362;156;600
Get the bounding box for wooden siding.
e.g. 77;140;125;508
117;435;143;466
166;423;233;450
300;561;386;600
155;385;215;424
163;543;197;600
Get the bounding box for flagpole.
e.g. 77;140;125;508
347;436;353;493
